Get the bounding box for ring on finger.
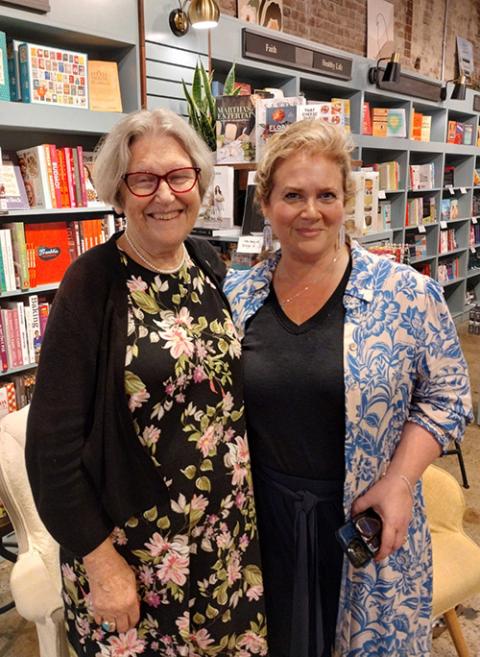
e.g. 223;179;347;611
101;620;116;632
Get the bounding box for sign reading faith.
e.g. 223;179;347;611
242;29;353;81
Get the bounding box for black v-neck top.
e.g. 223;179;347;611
242;261;351;479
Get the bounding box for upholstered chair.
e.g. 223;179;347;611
0;405;68;657
423;463;480;657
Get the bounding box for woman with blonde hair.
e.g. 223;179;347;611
26;108;267;657
224;118;472;657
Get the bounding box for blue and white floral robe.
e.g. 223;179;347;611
224;242;473;657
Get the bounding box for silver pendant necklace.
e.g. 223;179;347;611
124;231;186;274
277;252;339;306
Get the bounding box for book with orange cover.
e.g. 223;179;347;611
411;112;423;140
88;60;122;112
62;147;77;208
24;222;72;286
56;149;70;208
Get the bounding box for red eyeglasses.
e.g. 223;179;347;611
122;167;201;197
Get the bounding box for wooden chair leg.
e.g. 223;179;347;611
443;608;470;657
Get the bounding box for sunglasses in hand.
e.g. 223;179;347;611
335;508;382;568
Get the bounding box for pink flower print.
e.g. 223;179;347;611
138;564;155;586
222;391;234;412
239;533;250;551
144;591;162;607
227;553;242;585
175;392;185;403
145;532;171;557
235;491;246;509
246;584;263;601
191;494;209;512
141;424;161;447
107;628;145;656
174;306;194;328
159;325;194;359
194;339;208;360
157;551;190;586
193;365;207;383
111;527;127;545
234;435;250;463
74;616;91;639
238;630;268;655
127;276;148;292
164;382;175;396
232;463;248;486
175;611;190;632
216;529;233;550
61;563;76;582
192;628;214;649
128;387;150;412
197;425;218;457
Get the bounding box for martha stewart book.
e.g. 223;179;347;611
215;95;256;164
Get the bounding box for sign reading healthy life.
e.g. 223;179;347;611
242;29;353;81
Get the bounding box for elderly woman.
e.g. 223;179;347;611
224;119;473;657
26;108;267;657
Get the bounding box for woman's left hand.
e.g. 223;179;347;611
350;474;414;561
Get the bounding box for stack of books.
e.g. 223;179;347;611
439;228;458;253
409;163;435;190
447;120;474;145
372;161;400;190
410;112;432;142
406;196;436;226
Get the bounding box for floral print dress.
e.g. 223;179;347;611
61;250;267;657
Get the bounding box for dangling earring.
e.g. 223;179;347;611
262;219;273;253
337;223;346;250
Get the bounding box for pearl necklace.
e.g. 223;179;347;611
124;231;186;274
277;252;339;306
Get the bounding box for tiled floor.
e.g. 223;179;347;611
0;324;479;657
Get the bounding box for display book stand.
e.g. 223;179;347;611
144;11;480;323
0;2;140;388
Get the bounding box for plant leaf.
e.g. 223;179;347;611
223;63;236;95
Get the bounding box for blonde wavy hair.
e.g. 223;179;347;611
255;119;356;208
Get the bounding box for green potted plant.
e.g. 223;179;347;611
182;61;239;151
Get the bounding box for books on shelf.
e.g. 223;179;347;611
1;151;30;210
371;161;400;191
0;31;10;102
88;60;122;112
0;382;17;418
362;102;372;135
409;163;435;190
410;112;432;142
215;95;256;164
18;41;88;108
386;108;407;138
406;196;436;226
437;257;459;283
298;100;350;130
447;120;473;145
439;227;458;253
15;144;98;209
255;95;306;162
24;222;72;286
241;173;266;236
196;166;235;231
6;38;22;102
345;170;380;236
378;200;392;230
405;233;427;259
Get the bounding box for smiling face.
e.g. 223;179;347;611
262;151;345;265
119;133;201;259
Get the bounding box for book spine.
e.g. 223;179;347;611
28;294;41;363
0;314;8;372
18;43;31;103
66;222;78;261
10;301;30;365
56;149;71;207
38;302;50;338
71;148;83;207
7;222;30;289
7;308;22;367
49;145;63;208
6;39;21;102
0;233;6;293
76;146;89;207
42;145;58;208
23;304;35;364
63;147;77;208
0;229;17;292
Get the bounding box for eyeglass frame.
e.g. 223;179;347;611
121;167;201;197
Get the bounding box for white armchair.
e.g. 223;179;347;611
0;405;69;657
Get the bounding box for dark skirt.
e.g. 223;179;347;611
253;463;345;657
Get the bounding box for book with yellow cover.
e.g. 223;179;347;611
88;60;122;112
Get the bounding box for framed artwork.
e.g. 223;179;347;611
237;0;283;31
367;0;394;60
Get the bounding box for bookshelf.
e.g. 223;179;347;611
143;5;480;320
0;1;140;393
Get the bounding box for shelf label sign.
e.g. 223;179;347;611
472;217;478;224
237;235;264;254
418;225;426;233
440;221;448;229
460;187;467;194
242;29;353;81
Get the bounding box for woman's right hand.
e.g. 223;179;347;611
83;537;140;633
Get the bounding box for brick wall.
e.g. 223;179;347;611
218;0;480;82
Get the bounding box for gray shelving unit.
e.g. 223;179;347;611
0;1;140;379
143;6;480;319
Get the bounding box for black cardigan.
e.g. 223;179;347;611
25;234;227;557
